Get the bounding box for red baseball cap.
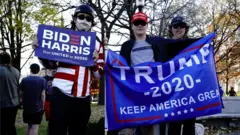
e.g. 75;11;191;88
131;12;148;23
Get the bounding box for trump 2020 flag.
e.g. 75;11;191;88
35;24;96;66
105;32;222;130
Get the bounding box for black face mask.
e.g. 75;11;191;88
172;23;187;29
133;20;147;26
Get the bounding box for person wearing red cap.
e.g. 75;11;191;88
119;12;201;135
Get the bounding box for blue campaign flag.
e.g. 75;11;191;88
35;24;96;66
105;32;222;130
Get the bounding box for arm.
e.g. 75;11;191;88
32;37;58;69
162;38;201;60
91;42;104;79
42;79;47;109
119;42;125;56
41;90;46;109
19;79;24;104
120;40;133;66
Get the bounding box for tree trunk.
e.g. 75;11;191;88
98;21;105;105
98;77;105;105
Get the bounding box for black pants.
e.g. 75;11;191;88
168;118;195;135
48;88;91;135
0;106;18;135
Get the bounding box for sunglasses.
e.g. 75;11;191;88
172;23;186;29
133;20;147;26
77;15;93;22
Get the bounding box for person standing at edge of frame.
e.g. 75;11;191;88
0;51;21;135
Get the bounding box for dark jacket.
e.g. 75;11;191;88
0;65;20;108
120;35;199;65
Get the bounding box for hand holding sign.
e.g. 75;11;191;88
32;37;39;49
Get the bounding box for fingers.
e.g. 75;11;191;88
92;50;99;63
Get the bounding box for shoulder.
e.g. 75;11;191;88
149;35;165;40
120;40;134;54
34;76;46;84
21;77;25;82
149;36;165;40
146;35;165;44
23;76;31;80
0;66;5;71
123;39;134;44
38;76;46;81
1;65;19;73
121;40;134;48
12;66;20;74
21;76;29;83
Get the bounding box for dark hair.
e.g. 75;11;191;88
168;16;189;38
0;52;11;65
30;63;40;74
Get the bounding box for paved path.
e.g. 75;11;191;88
221;133;240;135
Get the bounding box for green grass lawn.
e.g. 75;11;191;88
16;104;104;135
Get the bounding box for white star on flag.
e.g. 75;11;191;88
184;109;188;113
190;108;194;112
171;112;175;116
177;111;181;115
164;113;168;117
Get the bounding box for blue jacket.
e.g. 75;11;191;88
120;35;199;65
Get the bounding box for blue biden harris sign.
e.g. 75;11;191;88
35;24;96;66
105;33;222;130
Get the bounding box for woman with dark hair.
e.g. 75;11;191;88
0;52;20;135
168;16;189;39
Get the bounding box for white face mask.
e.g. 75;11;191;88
75;18;92;31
